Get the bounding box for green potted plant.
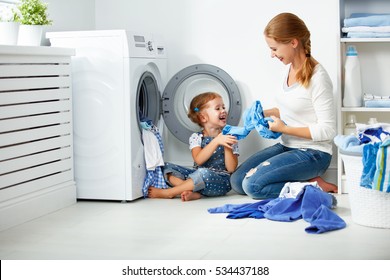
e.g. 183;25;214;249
0;3;20;45
14;0;53;46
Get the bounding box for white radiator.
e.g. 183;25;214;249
0;46;76;231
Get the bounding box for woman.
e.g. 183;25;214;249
230;12;337;199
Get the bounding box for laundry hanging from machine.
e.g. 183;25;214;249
141;120;168;198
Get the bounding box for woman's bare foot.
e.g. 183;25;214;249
310;176;338;193
148;187;176;199
181;190;202;202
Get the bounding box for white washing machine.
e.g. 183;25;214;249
47;30;242;201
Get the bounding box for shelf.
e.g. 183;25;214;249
341;107;390;112
341;37;390;43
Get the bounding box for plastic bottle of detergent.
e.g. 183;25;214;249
343;45;363;107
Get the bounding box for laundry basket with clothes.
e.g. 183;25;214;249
335;123;390;228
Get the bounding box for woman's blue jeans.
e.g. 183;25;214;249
230;143;332;199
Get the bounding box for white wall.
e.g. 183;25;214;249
42;0;95;45
46;0;340;182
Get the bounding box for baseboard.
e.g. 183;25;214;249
0;181;77;231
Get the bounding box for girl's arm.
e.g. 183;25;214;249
192;134;238;166
224;147;238;173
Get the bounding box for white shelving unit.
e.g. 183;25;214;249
338;0;390;193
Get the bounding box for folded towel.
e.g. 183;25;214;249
365;100;390;108
364;94;390;100
342;26;390;33
344;14;390;27
333;134;363;156
347;32;390;38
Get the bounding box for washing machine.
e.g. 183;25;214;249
47;30;242;201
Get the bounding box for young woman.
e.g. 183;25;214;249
230;12;337;199
148;92;239;201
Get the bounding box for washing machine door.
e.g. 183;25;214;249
162;64;242;144
136;70;161;127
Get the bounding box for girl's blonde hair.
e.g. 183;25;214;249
264;12;315;88
188;92;221;126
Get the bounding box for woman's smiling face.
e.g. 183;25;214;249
265;36;295;65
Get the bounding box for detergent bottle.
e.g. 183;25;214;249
343;45;363;107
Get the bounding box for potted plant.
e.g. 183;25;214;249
0;4;20;45
14;0;53;46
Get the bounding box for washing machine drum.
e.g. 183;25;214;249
162;64;242;144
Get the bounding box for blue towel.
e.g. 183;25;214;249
209;185;346;234
365;100;390;108
373;137;390;192
223;100;282;140
305;205;347;234
344;13;390;27
360;143;380;189
300;186;333;222
347;32;390;38
333;134;363;156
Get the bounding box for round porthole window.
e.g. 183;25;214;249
162;64;242;143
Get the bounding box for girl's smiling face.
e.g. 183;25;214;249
202;97;227;128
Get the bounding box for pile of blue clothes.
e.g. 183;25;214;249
342;13;390;38
208;185;346;234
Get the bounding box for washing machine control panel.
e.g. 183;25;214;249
147;41;154;51
130;33;166;58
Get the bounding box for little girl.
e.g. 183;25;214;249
148;92;239;201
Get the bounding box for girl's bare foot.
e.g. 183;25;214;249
310;176;338;193
181;190;202;201
148;187;175;199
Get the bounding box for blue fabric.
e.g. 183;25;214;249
142;168;167;197
344;14;390;27
208;185;346;234
300;186;333;222
305;205;347;234
358;127;390;144
360;143;380;189
222;100;282;140
333;134;363;156
207;203;253;213
365;100;390;108
347;32;390;38
222;125;251;140
226;199;273;219
372;137;390;192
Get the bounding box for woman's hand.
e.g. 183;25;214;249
267;116;286;133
